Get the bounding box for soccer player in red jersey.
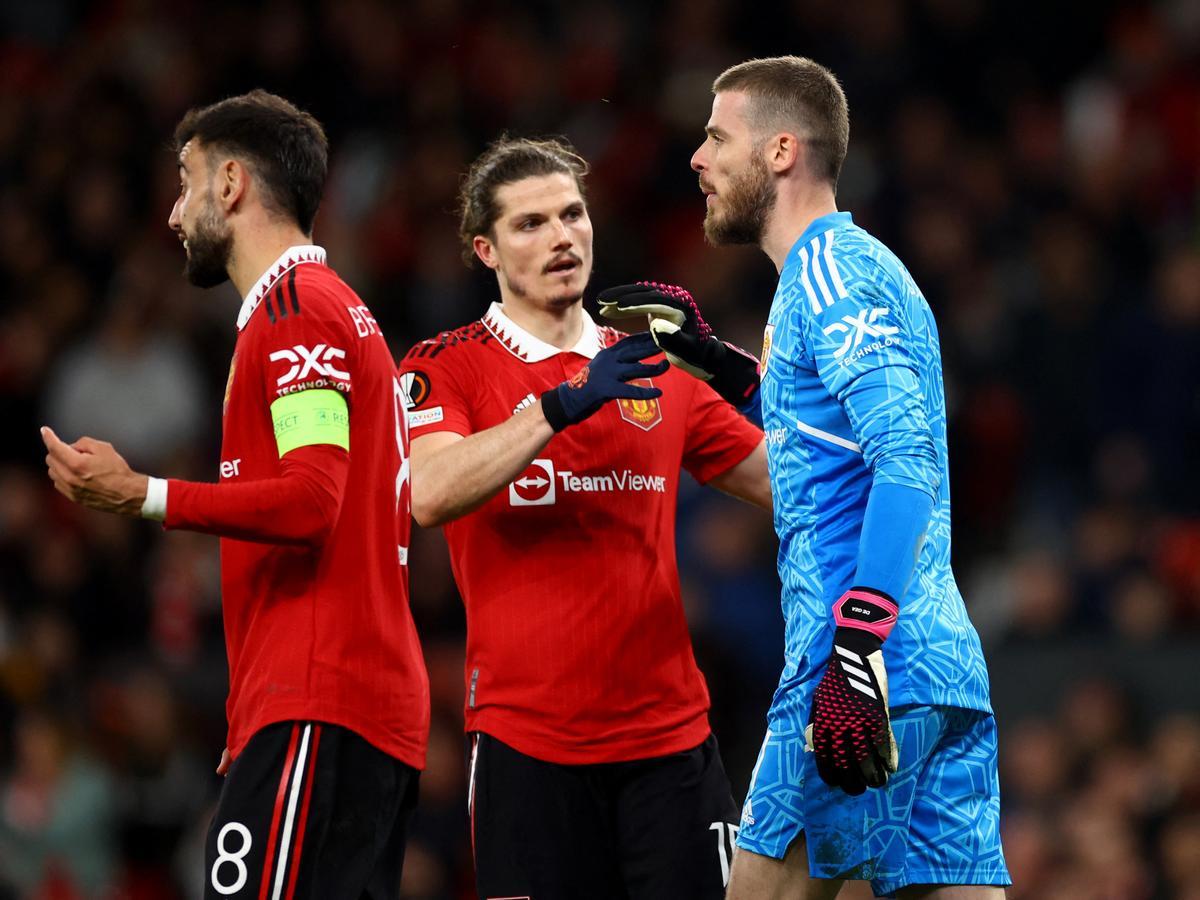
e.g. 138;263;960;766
399;137;771;899
40;91;428;899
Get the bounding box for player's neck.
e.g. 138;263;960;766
498;295;584;350
760;183;838;273
227;220;315;299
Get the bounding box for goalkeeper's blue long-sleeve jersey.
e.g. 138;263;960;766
760;211;992;715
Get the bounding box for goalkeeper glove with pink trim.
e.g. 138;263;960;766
596;282;760;408
807;588;901;796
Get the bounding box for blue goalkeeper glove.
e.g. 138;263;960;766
540;332;669;432
807;588;901;796
596;282;760;408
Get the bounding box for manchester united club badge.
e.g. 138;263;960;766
617;378;662;431
760;324;775;373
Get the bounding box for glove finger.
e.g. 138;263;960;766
813;736;841;788
599;300;676;323
596;301;648;321
839;763;868;796
835;729;868;796
651;323;701;356
825;734;864;796
611;384;663;401
618;360;670;380
882;724;899;774
609;332;661;359
859;747;888;789
606;301;688;326
595;283;650;303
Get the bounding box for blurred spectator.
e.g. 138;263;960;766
0;710;116;897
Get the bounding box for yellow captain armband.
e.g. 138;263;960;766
270;389;350;457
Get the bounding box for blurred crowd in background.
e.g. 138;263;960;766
0;0;1197;897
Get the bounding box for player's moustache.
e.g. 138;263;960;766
543;252;583;274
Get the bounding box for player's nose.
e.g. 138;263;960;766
690;145;707;173
550;219;572;250
168;198;182;232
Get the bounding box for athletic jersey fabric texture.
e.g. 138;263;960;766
169;246;429;768
400;304;762;764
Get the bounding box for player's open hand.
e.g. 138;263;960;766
597;282;759;408
540;332;669;432
41;426;149;517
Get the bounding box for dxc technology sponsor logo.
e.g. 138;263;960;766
822;308;899;363
269;343;350;386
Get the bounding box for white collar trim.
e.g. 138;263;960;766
481;302;605;362
236;245;327;331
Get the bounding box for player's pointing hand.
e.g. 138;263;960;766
41;426;149;516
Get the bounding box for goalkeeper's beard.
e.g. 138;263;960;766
703;153;776;247
183;197;234;289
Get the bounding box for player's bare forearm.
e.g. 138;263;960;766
40;426;149;516
708;440;772;510
410;401;555;527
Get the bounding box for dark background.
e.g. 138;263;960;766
0;1;1197;897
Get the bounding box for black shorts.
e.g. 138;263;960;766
205;720;419;900
467;732;739;900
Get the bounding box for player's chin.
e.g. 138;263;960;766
542;272;588;305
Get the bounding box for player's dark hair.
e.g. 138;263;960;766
713;56;849;189
174;89;328;235
457;136;589;266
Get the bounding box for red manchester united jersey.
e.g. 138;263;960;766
400;303;762;764
188;246;429;767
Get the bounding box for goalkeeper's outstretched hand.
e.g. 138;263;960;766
807;588;901;796
597;282;759;408
540;332;669;432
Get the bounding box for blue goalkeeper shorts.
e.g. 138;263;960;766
736;704;1011;897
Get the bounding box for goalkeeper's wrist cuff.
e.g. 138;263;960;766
141;476;167;521
539;388;570;433
833;588;899;643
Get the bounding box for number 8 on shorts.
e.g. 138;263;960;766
211;822;252;895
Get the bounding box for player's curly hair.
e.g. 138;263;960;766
714;56;849;190
174;89;328;235
457;136;589;266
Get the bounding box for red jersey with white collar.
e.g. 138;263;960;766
399;304;762;764
172;246;429;768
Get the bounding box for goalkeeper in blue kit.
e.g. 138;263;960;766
600;57;1010;898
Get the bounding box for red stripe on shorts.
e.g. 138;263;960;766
258;723;301;900
283;724;322;900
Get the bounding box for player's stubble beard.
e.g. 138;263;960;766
703;151;776;247
183;192;234;288
502;255;588;311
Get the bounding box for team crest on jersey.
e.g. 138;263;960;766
760;324;775;372
223;354;236;413
617;379;661;432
